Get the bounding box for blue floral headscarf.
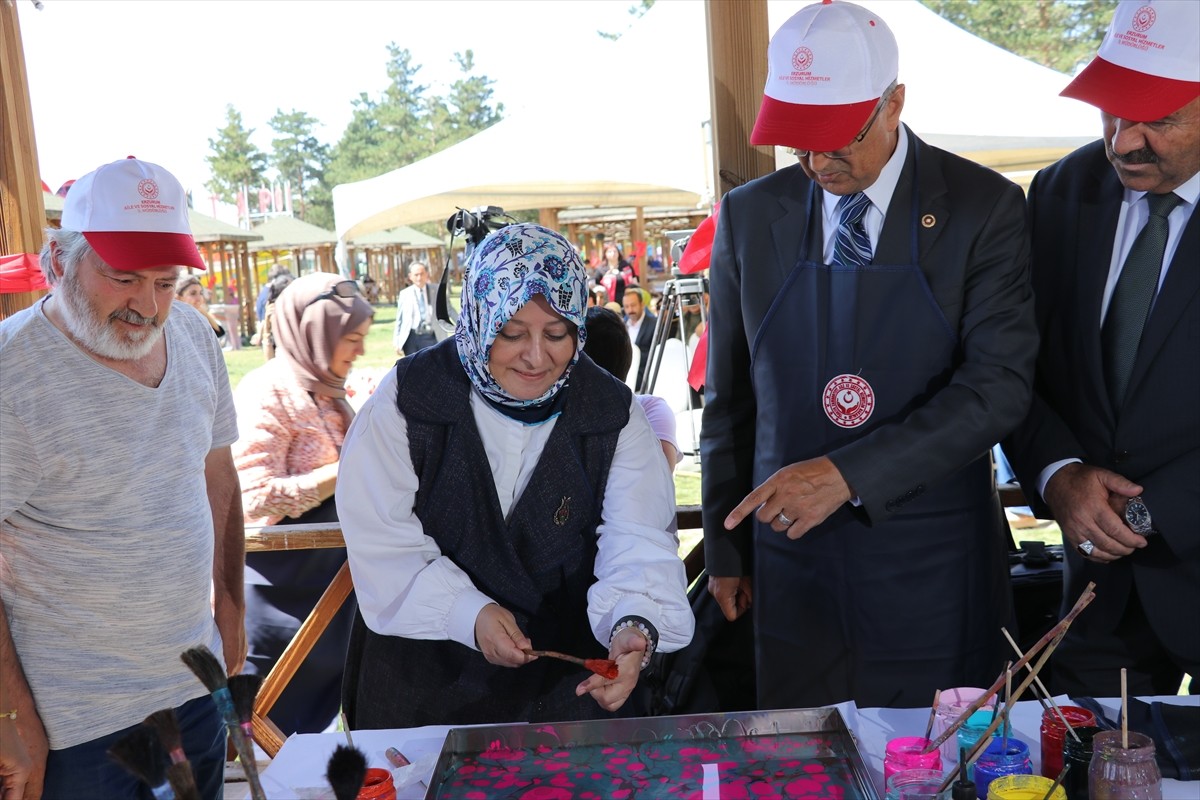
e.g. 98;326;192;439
456;223;589;410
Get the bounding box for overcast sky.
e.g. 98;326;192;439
18;0;637;203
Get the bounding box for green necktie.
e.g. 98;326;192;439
1101;191;1183;409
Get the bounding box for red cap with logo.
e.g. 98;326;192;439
60;157;205;272
1062;0;1200;122
751;0;899;153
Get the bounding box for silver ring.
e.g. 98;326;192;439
776;512;793;527
1077;540;1095;557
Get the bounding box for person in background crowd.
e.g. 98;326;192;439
623;287;657;393
232;273;374;735
255;266;295;359
392;261;437;356
1006;0;1200;698
0;157;243;799
336;223;693;730
176;274;227;346
596;244;627;305
585;306;682;471
701;0;1036;710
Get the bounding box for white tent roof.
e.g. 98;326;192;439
335;0;1100;243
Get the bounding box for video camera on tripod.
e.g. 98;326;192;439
435;205;514;334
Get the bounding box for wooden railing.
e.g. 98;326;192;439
246;487;1028;756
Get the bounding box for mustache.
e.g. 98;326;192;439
110;308;159;327
1112;147;1158;165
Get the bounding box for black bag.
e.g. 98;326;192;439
635;570;756;716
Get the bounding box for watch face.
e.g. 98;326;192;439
1126;499;1152;534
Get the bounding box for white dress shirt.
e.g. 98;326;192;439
820;124;910;261
336;367;695;654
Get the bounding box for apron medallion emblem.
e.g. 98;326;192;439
553;496;571;526
822;374;875;428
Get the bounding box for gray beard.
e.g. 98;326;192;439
55;271;163;361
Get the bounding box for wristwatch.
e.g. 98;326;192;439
1125;496;1154;536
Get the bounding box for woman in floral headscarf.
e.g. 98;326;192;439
337;223;693;729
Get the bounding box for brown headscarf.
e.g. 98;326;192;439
271;272;374;424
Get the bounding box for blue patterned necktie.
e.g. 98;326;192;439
1102;191;1182;409
832;192;874;267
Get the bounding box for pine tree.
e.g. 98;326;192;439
205;105;268;209
268;109;330;223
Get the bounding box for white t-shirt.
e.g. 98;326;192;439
336;368;695;655
0;299;238;748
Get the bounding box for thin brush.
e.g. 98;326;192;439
521;648;619;679
227;674;267;800
107;724;174;799
327;743;368;800
923;688;941;743
144;709;200;800
179;647;266;800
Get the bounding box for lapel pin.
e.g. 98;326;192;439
553;496;571;526
921;214;936;228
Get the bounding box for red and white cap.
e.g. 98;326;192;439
60;157;205;272
751;0;898;153
1062;0;1200;122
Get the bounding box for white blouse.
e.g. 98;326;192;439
336;367;695;655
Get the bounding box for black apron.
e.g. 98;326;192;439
751;162;1008;710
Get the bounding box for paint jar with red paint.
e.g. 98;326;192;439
357;767;397;800
1039;706;1096;779
885;736;943;783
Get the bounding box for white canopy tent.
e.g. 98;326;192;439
334;0;1101;252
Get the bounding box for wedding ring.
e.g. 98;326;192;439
776;512;793;527
1077;540;1095;557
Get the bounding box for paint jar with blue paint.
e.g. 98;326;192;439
973;737;1033;799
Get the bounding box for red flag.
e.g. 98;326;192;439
687;328;708;392
679;203;719;275
0;254;50;294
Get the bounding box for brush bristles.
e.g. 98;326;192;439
144;709;183;756
326;744;368;800
166;761;202;800
108;725;169;788
180;646;228;693
227;673;264;724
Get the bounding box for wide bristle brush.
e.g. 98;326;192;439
326;744;368;800
144;709;200;800
107;724;174;799
227;674;267;796
179;647;267;800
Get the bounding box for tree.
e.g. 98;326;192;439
438;50;504;147
599;0;655;40
268;109;330;223
205;105;268;209
919;0;1116;74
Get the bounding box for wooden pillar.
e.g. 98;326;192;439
538;207;560;232
705;0;774;198
1;0;48;318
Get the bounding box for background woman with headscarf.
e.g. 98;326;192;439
231;272;373;735
337;223;693;729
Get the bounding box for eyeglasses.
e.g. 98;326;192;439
794;86;895;160
304;279;360;309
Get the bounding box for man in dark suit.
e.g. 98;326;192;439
700;0;1037;710
623;288;656;392
1005;0;1199;698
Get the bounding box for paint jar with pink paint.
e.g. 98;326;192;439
934;687;996;763
884;768;947;800
885;736;943;783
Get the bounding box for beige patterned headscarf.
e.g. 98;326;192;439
272;272;374;424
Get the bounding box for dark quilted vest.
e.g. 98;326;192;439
343;339;631;728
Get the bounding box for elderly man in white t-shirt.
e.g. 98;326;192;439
0;158;244;799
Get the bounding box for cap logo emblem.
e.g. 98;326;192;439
1131;5;1156;32
137;179;160;200
791;46;814;72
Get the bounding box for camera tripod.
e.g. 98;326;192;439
642;270;709;457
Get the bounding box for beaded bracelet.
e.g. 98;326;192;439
609;617;657;671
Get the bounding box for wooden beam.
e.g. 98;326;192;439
0;0;48;318
538;207;560;230
705;0;775;197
